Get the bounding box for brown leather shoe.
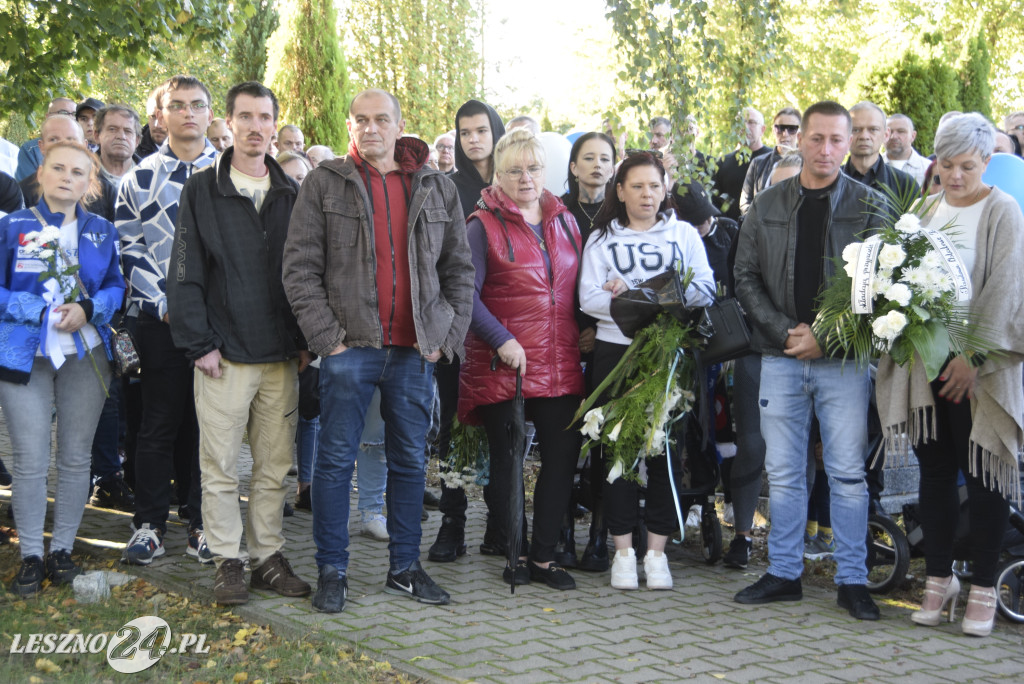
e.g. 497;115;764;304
251;551;311;597
214;559;249;605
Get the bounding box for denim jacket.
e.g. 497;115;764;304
0;201;125;384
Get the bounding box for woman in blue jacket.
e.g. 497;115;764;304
0;141;125;596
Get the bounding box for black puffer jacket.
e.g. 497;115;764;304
734;172;883;355
167;148;305;363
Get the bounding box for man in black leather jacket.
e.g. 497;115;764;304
733;101;885;621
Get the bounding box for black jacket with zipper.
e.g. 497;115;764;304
167;147;306;363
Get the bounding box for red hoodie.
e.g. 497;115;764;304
347;138;427;348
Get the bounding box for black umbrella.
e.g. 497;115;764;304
491;356;528;594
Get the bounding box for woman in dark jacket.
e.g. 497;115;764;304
0;141;124;596
459;129;585;590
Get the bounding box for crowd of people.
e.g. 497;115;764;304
1;76;1022;641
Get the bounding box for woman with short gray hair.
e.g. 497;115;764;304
897;112;1024;637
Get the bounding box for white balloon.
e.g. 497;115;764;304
538;131;572;197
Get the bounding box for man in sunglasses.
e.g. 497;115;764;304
739;107;802;217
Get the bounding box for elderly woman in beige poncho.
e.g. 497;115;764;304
877;113;1024;638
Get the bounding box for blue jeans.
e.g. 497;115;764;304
297;394;387;519
357;388;387;519
314;347;434;573
759;355;870;585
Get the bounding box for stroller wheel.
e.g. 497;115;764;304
865;513;910;593
700;502;722;564
996;558;1024;623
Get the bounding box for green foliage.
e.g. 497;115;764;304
957;28;992;119
0;0;234;124
342;0;482;141
605;0;785;184
266;0;350;151
230;0;280;84
859;50;960;156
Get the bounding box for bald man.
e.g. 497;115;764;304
15;97;77;181
18;116;85;205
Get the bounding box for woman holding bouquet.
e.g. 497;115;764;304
896;113;1024;636
459;129;585;590
0;141;125;596
578;152;714;590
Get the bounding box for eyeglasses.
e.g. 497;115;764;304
50;111;76;118
626;148;663;159
774;124;799;135
503;165;544;180
165;101;210;113
436;144;454;151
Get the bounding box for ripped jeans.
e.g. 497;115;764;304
759;355;870;585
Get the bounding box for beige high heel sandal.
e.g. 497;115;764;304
961;585;997;637
910;575;960;626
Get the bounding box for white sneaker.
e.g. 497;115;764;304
685;504;702;528
361;515;390;542
721;502;735;527
643;550;673;590
610;548;638;590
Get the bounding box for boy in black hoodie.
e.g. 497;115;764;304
449;100;506;219
429;100;506;562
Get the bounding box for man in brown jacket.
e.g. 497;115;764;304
282;89;474;614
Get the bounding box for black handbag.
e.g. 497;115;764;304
695;297;752;365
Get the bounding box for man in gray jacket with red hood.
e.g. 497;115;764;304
283;89;474;613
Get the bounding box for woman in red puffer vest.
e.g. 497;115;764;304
458;129;585;591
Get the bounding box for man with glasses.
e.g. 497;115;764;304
283;88;473;613
14;98;77;181
1003;111;1024;157
116;75;217;569
884;113;930;186
711;107;770;220
434;132;455;174
740;107;802;217
844;102;919;200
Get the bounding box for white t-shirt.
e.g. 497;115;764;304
925;193;990;279
230;166;271;212
38;219;102;355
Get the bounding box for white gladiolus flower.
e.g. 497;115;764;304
894;214;921;234
606;460;623;484
22;231;40;243
39;226;61;243
884;283;912;307
607;419;624;442
580;407;604;441
878;244;907;269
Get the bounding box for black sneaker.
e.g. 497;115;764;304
384;560;450;604
312;565;347;613
723;536;752;570
283;502;295;518
44;549;82;586
295;487;311;511
428;517;466;562
528;561;576;590
89;474;135;512
837;583;880;620
10;556;45;596
734;572;803;604
0;458;12;487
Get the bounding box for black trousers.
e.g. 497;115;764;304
477;395;581;563
916;376;1009;587
593;340;678;537
436;358;499;528
132;314;202;534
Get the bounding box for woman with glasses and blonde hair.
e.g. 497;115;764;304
458;129;585;591
0;140;125;596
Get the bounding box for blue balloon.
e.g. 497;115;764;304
982;153;1024;210
565;131;584;144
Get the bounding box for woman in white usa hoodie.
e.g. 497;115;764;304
578;152;714;592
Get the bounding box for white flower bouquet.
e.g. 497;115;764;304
573;312;699;484
813;193;993;380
